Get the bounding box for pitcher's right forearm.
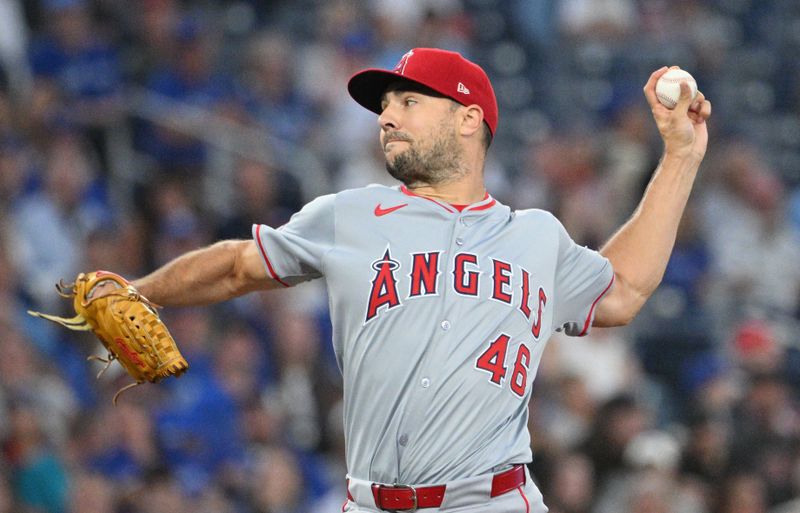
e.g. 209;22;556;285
132;240;279;307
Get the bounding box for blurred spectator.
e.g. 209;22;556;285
0;134;36;208
7;132;112;310
153;308;245;495
0;0;30;97
0;241;41;346
28;0;124;169
129;469;188;513
213;322;269;406
247;446;310;513
680;352;740;424
263;307;342;453
299;1;379;164
552;132;616;248
215;157;303;239
510;134;564;212
544;452;594;513
125;0;181;82
241;31;318;147
511;0;560;50
701;143;800;323
136;14;238;176
557;0;639;43
549;328;640;403
600;101;658;225
76;402;158;484
67;472;116;513
192;484;238;513
4;404;69;513
580;394;650;491
730;319;784;376
596;430;708;513
84;225;126;272
0;324;77;446
241;397;286;449
149;177;211;266
773;495;800;513
0;237;99;406
731;374;800;460
633;203;716;418
532;373;596;452
718;473;768;513
371;0;468;59
0;475;12;513
680;414;731;487
621;472;674;513
513;132;617;247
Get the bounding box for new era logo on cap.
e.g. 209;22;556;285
347;48;499;135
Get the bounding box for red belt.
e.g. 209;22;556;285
347;464;526;511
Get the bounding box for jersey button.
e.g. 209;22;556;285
421;377;430;388
399;434;409;446
440;320;451;331
455;237;464;246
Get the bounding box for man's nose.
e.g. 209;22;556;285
378;103;399;130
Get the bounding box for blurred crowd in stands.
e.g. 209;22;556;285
1;0;800;512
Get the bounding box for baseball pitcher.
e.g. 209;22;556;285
57;48;711;512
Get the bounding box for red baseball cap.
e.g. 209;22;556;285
348;48;498;135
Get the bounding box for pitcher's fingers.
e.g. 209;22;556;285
690;91;706;113
643;66;669;108
698;98;712;120
674;81;694;116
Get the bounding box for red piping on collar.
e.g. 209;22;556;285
400;186;495;213
400;185;456;213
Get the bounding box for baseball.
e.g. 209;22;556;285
655;68;697;109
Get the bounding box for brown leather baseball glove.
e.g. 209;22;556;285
28;271;188;404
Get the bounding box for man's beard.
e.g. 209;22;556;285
385;128;465;187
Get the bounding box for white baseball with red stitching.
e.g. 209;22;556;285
655;68;697;109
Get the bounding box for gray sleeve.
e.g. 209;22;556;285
552;217;615;337
251;193;336;287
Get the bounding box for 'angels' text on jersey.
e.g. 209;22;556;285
365;247;547;338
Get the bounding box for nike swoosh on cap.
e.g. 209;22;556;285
374;203;408;217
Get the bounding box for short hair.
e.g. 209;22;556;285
481;122;493;152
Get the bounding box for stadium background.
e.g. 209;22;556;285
2;0;800;512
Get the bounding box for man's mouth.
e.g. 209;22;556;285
384;134;411;148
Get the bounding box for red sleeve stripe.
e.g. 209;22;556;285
254;224;290;288
578;273;615;336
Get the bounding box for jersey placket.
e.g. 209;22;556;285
393;208;480;481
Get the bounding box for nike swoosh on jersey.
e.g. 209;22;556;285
374;203;408;217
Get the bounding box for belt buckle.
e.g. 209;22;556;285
387;483;418;512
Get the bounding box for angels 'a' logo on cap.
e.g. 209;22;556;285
457;82;470;94
393;49;414;75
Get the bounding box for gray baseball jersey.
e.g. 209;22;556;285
252;184;613;486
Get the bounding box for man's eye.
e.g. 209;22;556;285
405;98;417;106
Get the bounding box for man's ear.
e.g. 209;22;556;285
458;105;484;137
